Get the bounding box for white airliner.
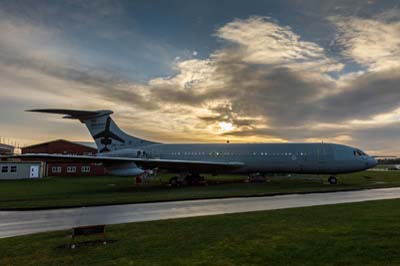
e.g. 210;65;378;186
17;109;377;185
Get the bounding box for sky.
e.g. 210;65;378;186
0;0;399;155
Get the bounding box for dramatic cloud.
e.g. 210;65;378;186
150;17;399;129
1;10;400;154
332;11;400;71
215;16;325;65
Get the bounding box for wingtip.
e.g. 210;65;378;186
25;109;46;113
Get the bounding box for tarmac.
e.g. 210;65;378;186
1;187;400;239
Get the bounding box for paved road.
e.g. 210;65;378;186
1;187;400;239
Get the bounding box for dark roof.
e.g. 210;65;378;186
22;139;97;151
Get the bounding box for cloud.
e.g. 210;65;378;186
332;12;400;70
198;103;260;128
0;19;158;110
214;16;344;72
317;68;400;122
215;16;325;64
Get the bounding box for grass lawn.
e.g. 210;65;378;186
1;198;400;266
0;171;400;210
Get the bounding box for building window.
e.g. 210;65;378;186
51;166;62;173
1;166;8;173
81;166;91;173
11;166;17;173
67;166;76;173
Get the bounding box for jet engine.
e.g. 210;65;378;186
107;162;144;177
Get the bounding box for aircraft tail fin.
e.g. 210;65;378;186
27;109;157;153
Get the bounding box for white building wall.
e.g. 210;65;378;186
0;162;44;180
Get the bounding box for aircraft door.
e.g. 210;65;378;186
317;143;328;171
136;150;146;158
298;152;308;172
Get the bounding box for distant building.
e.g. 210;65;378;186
0;143;14;155
21;139;105;177
0;161;44;180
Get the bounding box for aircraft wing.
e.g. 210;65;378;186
8;153;244;172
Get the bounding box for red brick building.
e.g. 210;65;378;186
21;139;106;176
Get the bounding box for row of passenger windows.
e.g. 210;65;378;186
54;152;94;155
1;166;17;173
168;152;308;156
51;166;91;173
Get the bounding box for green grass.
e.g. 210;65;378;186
1;171;400;210
2;198;400;265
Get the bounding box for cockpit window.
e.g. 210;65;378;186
354;149;367;156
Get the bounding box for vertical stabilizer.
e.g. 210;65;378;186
27;109;158;153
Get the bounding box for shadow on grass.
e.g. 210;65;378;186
56;239;118;250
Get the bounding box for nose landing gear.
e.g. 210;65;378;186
328;176;338;185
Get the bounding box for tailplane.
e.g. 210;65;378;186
27;109;158;153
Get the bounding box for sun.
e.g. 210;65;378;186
218;121;234;132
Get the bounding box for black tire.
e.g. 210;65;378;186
169;177;179;187
328;176;337;185
185;174;203;186
184;175;192;186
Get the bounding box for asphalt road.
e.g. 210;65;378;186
2;187;400;239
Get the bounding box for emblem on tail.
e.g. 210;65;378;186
93;117;125;153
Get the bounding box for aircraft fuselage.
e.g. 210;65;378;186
105;142;377;175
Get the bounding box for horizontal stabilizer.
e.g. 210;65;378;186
27;109;113;120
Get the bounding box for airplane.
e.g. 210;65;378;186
15;109;377;185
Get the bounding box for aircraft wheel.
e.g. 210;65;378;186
185;174;203;186
328;176;337;185
169;177;179;187
184;175;193;186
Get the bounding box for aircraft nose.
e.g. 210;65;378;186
369;157;378;168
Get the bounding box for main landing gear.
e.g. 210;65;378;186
169;173;205;187
169;176;180;187
328;176;338;185
248;173;267;183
